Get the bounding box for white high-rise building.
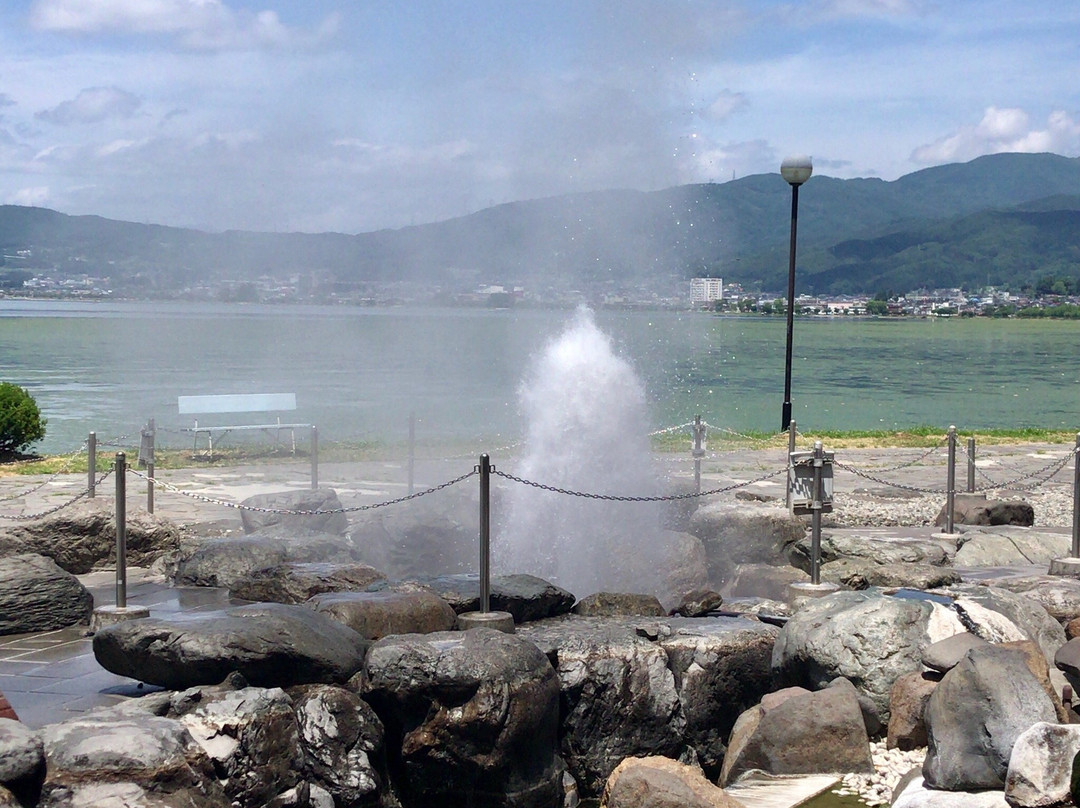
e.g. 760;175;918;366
691;277;723;305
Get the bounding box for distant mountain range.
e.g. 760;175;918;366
2;151;1079;297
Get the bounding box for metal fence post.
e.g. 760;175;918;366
310;426;319;490
786;420;797;511
87;432;97;499
945;425;957;534
115;452;127;609
810;440;824;585
143;418;155;514
1072;432;1080;558
408;413;416;496
479;454;491;613
967;435;976;493
692;415;705;494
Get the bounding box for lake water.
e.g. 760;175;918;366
2;300;1079;454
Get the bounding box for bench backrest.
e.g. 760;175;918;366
178;393;297;415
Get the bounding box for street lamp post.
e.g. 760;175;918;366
780;155;812;431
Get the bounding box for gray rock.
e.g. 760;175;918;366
601;756;746;808
789;533;949;573
669;589;724;617
719;678;873;785
772;589;957;727
0;499;180;574
361;627;562;808
174;532;366;589
93;602;369;689
1005;721;1080;808
980;575;1080;624
400;573;575;622
178;686;301;808
1053;636;1080;678
935;493;1034;527
572;592;666;617
952;527;1070;567
228;561;386;604
688;501;805;584
240;488;349;535
39;714;230;808
922;632;990;672
893;776;1009;807
725;563;808;601
930;583;1066;664
0;718;43;799
349;485;482;580
923;644;1058;791
0;553;93;634
307;589;457;640
289;684;386;808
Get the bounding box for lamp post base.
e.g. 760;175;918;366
782;401;792;432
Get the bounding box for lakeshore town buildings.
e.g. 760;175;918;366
6;269;1079;317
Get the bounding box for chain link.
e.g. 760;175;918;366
833;459;949;495
125;466;477;514
839;436;949;475
490;465;787;502
969;449;1075;492
0;446;88;501
0;467;114;521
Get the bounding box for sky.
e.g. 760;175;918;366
1;0;1079;235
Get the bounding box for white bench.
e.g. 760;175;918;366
178;393;311;457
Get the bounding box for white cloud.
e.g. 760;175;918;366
911;107;1080;165
28;0;338;51
35;86;141;126
818;0;928;17
702;90;748;123
6;187;52;206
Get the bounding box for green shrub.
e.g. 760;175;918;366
0;382;47;456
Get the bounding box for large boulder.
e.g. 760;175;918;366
935;493;1034;527
1005;721;1080;808
887;671;940;751
93;602;369;689
819;559;960;591
687;502;805;585
361;627;562;808
0;553;93;634
789;532;949;573
601;756;746;808
923;644;1058;791
719;679;873;785
952;527;1070;568
893;776;1010;807
0;499;180;574
228;561;387;604
239;488;350;535
39;714;231;808
400;573;575;622
307;589;457;640
349;485;481;581
725;563;808;601
573;592;666;617
174;532;366;589
517;614;777;794
0;718;43;806
772;590;962;728
979;575;1080;624
289;684;388;808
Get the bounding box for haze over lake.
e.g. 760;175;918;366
3;300;1078;454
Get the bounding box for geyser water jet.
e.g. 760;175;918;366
496;307;669;599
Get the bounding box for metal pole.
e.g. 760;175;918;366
87;432;97;499
1072;432;1080;558
479;454;491;613
786;419;797;511
810;440;824;585
408;412;416;496
310;426;319;490
781;183;800;431
146;419;155;514
945;425;957;534
115;452;127;608
967;436;976;493
692;415;704;494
